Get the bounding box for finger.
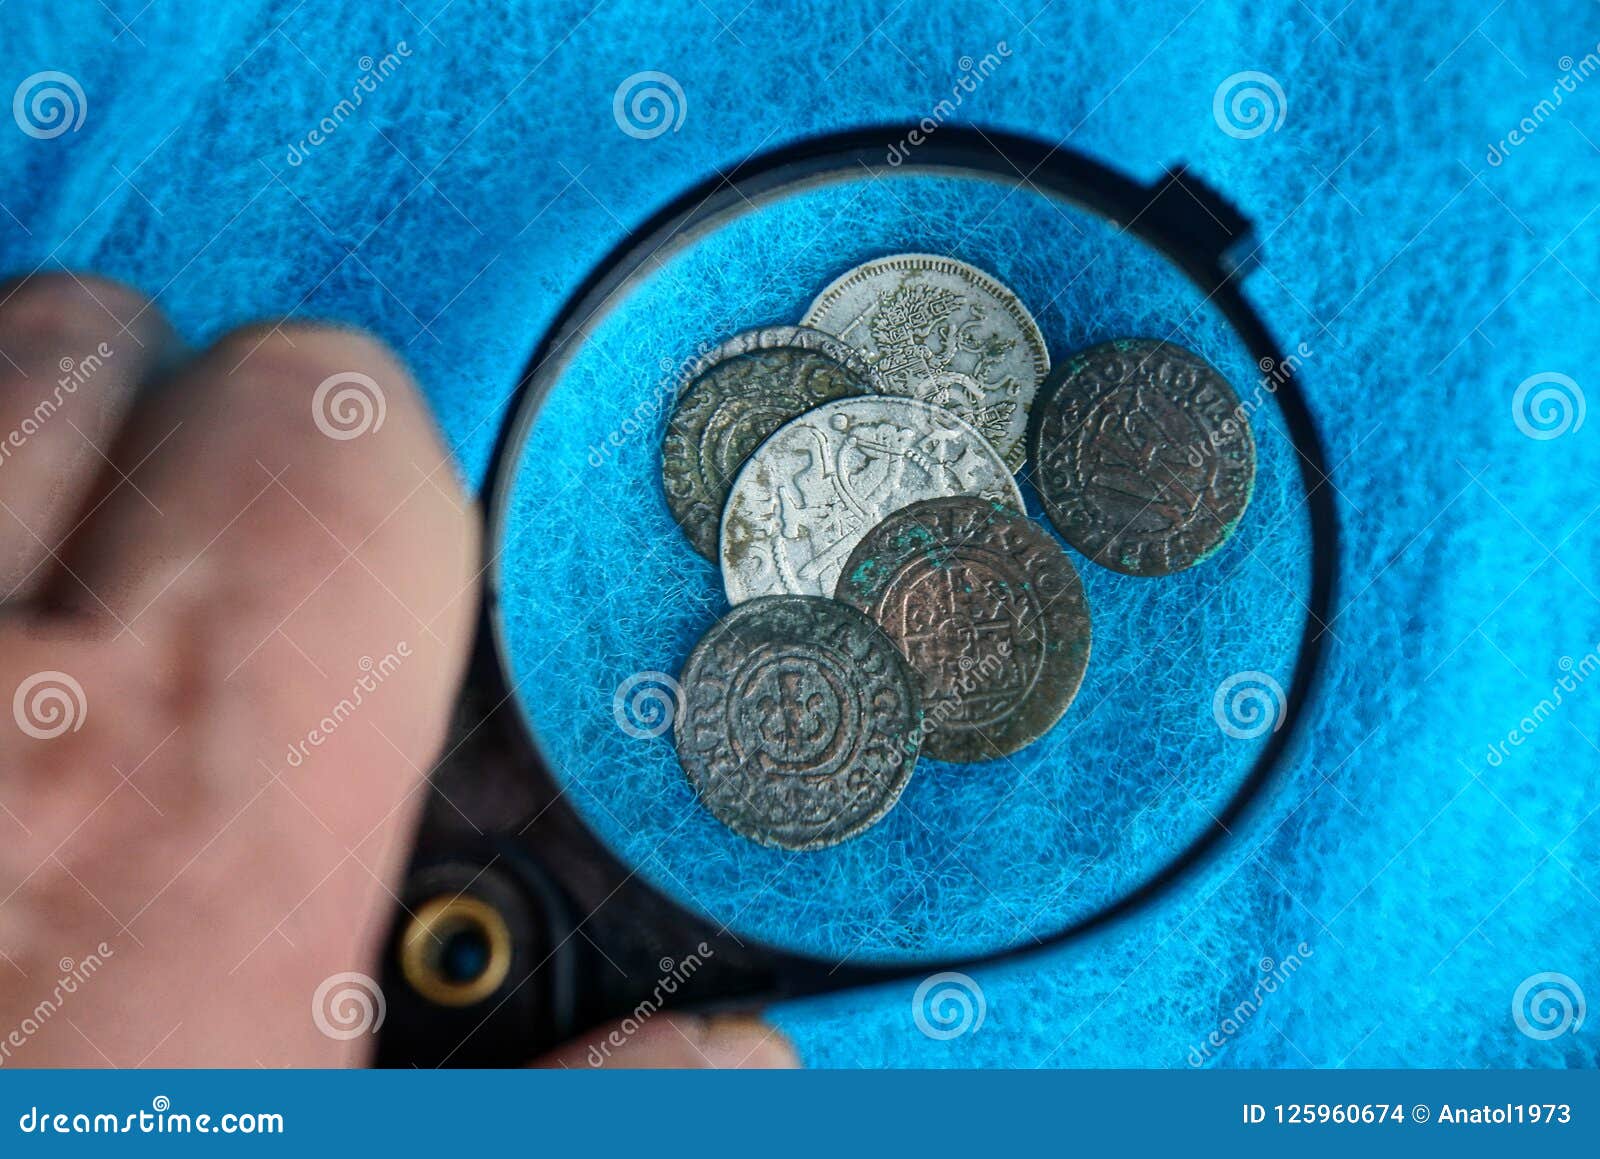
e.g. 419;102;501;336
532;1014;800;1069
53;321;481;830
0;323;479;1065
0;273;176;602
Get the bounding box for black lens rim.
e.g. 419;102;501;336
479;124;1338;983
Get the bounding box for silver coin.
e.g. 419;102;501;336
720;396;1024;604
802;253;1049;471
674;595;922;851
662;327;872;559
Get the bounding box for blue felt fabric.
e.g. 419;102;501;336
2;0;1597;1068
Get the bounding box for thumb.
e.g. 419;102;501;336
532;1014;799;1069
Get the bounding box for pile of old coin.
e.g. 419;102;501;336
660;254;1256;851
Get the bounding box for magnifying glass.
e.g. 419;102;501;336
374;125;1337;1066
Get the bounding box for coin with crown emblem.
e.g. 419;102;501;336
802;253;1048;471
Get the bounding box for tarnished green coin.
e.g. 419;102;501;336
662;326;871;560
837;497;1091;763
674;595;922;851
1029;338;1256;576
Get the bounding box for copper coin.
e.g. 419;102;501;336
1029;339;1256;576
836;497;1090;763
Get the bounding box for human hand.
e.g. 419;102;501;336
0;273;795;1069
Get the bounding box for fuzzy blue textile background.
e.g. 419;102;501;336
2;0;1597;1068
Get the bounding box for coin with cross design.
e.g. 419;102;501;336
836;497;1091;763
674;595;922;850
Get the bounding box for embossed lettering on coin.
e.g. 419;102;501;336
662;326;871;559
720;396;1023;604
802;253;1049;471
1029;338;1256;576
838;497;1091;763
674;595;922;850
